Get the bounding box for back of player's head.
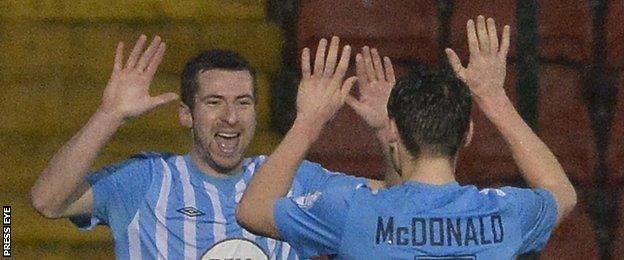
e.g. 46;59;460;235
387;67;472;159
180;50;257;109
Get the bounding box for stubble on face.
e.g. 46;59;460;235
188;69;257;177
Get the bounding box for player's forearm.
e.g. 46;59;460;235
479;94;576;215
237;117;322;237
31;109;123;218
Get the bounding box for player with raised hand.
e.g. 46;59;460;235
31;35;175;220
32;33;386;259
237;35;357;238
347;46;400;186
238;16;574;259
445;16;576;222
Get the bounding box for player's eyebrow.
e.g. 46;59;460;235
199;94;224;101
236;94;254;100
199;94;254;101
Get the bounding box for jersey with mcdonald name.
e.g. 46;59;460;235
274;181;558;259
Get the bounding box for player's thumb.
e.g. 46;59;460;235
150;92;179;109
340;76;358;100
345;95;365;115
445;48;466;80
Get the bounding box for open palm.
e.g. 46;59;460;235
347;47;396;130
99;35;178;120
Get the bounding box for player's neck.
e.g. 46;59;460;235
189;148;244;178
401;155;456;185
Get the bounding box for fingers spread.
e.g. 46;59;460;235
487;18;499;53
313;38;328;76
126;35;147;69
466;19;480;57
113;42;124;73
333;45;352;83
371;48;386;81
499;25;511;59
323;36;340;77
362;46;377;82
355;53;369;89
383;56;396;84
145;43;166;77
476;15;490;53
301;48;311;79
137;36;162;71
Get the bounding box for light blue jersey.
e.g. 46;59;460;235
72;152;366;259
274;181;558;259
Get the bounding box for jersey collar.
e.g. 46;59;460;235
183;154;254;185
404;180;461;191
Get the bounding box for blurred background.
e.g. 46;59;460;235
0;0;622;259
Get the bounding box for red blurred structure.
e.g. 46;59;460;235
541;201;600;259
538;66;597;187
607;73;624;184
537;0;593;63
298;0;440;65
606;0;624;70
610;191;624;257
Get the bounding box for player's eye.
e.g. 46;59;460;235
205;99;222;106
237;99;254;106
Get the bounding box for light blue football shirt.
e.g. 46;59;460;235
72;152;366;259
274;180;558;259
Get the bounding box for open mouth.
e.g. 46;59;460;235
214;132;241;155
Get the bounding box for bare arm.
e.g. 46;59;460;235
30;35;177;219
445;16;576;223
237;36;356;239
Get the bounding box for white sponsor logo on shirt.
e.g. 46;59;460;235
293;191;322;209
479;188;506;197
201;238;268;260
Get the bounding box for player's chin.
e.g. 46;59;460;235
213;154;245;173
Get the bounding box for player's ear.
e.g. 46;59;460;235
387;118;399;143
464;120;474;147
179;102;193;128
387;119;403;176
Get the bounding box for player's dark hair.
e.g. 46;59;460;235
387;67;472;158
181;50;257;109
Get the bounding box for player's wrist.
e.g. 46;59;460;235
94;107;125;127
476;94;516;122
292;116;324;140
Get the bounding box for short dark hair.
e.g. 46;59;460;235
181;50;257;109
387;67;472;158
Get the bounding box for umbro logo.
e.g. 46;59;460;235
177;207;205;217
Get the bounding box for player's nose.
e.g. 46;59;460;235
221;104;238;125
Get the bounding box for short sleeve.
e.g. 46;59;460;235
274;182;358;258
290;160;367;197
70;152;160;230
501;187;558;254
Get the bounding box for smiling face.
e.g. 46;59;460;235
181;69;257;175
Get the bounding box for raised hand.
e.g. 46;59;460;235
296;36;356;126
99;35;178;121
346;46;395;131
445;16;510;102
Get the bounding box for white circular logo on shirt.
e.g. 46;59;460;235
201;238;269;260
